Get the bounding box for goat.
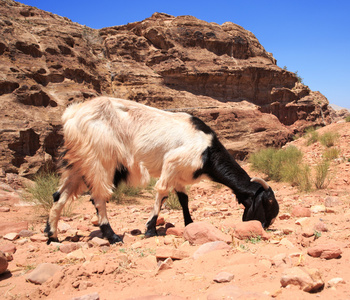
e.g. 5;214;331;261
45;97;279;244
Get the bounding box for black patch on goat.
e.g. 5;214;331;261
53;191;60;202
113;164;129;187
191;116;279;228
176;191;193;225
100;223;123;244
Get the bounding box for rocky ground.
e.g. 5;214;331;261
0;121;349;300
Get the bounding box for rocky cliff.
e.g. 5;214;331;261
0;0;332;177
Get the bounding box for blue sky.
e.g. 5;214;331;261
20;0;350;109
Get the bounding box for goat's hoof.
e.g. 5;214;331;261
47;237;59;245
144;229;157;238
108;234;123;244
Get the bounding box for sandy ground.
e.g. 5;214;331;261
0;122;349;300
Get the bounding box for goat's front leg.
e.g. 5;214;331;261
93;198;122;244
145;190;168;237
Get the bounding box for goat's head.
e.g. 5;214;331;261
242;177;279;228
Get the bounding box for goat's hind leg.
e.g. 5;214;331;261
175;185;193;226
92;197;122;244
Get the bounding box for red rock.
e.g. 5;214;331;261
0;251;8;274
307;244;342;259
213;272;234;283
291;206;311;217
25;263;62;284
183;221;231;245
156;247;189;260
193;241;231;259
0;243;16;254
280;267;324;292
156;216;165;226
30;234;48;243
166;227;184;237
0;221;28;235
59;243;79;254
0;207;10;212
233;220;269;240
71;292;100;300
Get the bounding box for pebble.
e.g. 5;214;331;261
280;267;324;292
156;247;189;260
70;292;100;300
26;263;62;284
3;232;19;241
192;241;231;260
307;243;342;259
213;271;234;283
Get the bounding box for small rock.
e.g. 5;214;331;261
156;247;189;260
166;227;184;237
192;241;231;259
30;234;48;243
324;196;341;207
18;229;35;237
310;205;326;214
327;277;346;288
3;232;19;241
157;257;173;273
307;243;342;259
213;272;234;283
130;229;142;236
280;267;324;292
58;222;71;233
271;253;287;267
26;263;62;284
60;243;79;254
91;215;99;226
234;221;269;240
279;213;291;220
279;238;295;249
314;222;328;232
131;241;142;249
301;227;314;238
66;248;87;261
156;216;165;226
258;259;272;269
0;243;16;254
70;292;100;300
183;221;231;245
295;217;310;226
291;206;311;218
0;251;8;274
0;207;10;212
91;237;110;247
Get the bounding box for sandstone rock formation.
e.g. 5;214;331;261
0;0;332;177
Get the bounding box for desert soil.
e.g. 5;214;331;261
0;122;349;300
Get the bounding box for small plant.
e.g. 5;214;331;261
314;230;322;240
319;132;340;148
249;146;303;182
294;70;304;84
305;127;319;146
110;182;142;203
314;160;331;189
246;235;262;244
165;191;182;210
345;116;350;122
25;171;60;213
323;147;340;161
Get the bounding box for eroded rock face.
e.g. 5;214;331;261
0;1;332;177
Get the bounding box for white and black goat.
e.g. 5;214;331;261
45;97;279;244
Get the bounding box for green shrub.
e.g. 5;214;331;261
305;127;319;146
323;147;341;161
345;116;350;122
25;171;60;214
319;132;340;148
314;160;331;189
165;192;182;210
110;182;142;203
249;146;303;182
